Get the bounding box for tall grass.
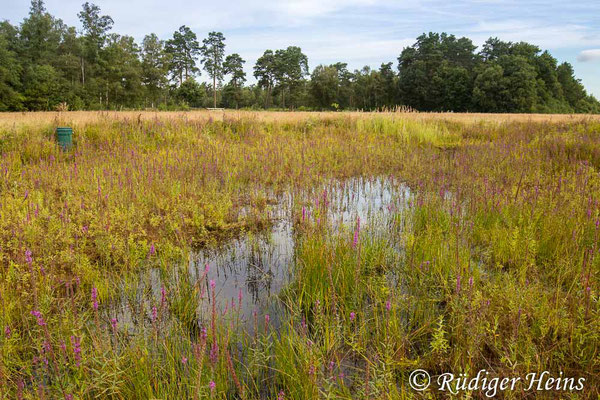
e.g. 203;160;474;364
0;113;598;398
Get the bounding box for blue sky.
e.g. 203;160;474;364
3;0;600;97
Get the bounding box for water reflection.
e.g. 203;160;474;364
112;176;411;333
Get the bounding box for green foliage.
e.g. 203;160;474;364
1;114;600;397
200;31;226;108
1;0;599;113
165;25;200;86
222;53;246;109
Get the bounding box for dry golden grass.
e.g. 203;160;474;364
1;110;599;128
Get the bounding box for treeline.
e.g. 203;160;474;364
1;1;599;113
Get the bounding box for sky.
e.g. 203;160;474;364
2;0;600;97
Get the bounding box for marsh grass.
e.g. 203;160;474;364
0;112;599;398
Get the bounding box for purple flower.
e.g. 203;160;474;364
149;243;156;257
385;300;391;312
181;356;188;365
349;312;356;322
91;287;98;311
210;280;216;290
31;310;46;326
152;306;158;322
161;286;167;306
352;229;359;249
469;276;473;289
4;325;11;338
278;390;285;400
204;263;210;274
209;380;216;392
111;318;118;331
210;342;219;364
456;275;461;294
25;249;33;265
265;314;270;326
70;336;81;367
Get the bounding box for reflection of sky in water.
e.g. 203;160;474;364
190;219;294;330
112;176;412;333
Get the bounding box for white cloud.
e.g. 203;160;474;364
577;49;600;62
467;20;600;49
276;0;380;20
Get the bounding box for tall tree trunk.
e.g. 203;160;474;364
213;76;216;108
81;57;85;86
266;84;271;108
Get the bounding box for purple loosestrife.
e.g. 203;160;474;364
91;287;98;311
385;300;391;312
31;310;46;326
149;243;156;257
210;280;217;337
70;336;81;367
16;379;24;400
456;275;461;294
209;341;219;365
209;380;216;394
161;286;167;308
4;325;11;338
152;306;158;323
350;312;356;322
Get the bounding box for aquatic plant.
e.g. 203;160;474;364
0;112;598;398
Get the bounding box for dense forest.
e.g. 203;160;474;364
1;0;599;113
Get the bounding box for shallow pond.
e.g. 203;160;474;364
110;176;412;333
